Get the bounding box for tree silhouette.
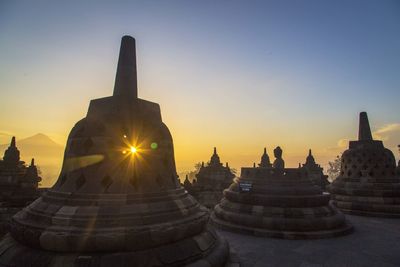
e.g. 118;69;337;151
327;154;341;182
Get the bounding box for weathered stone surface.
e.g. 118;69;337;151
328;112;400;217
211;147;352;239
184;148;235;209
0;138;41;237
218;215;400;267
0;36;230;266
0;226;230;267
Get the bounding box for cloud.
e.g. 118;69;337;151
0;131;12;137
325;138;349;153
0;131;13;144
327;123;400;157
372;123;400;158
337;138;349;148
373;123;400;141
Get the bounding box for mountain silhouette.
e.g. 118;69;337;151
0;133;64;187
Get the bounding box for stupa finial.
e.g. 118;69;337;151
30;158;35;166
10;136;16;147
308;149;312;156
214;147;217;154
264;147;267;154
113;35;138;98
358;112;373;141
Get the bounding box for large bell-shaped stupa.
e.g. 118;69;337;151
0;36;231;266
211;147;353;239
328;112;400;217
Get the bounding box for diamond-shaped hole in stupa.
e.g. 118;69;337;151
0;36;231;266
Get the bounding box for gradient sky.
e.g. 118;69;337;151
1;0;399;176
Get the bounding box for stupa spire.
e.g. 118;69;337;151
210;147;221;166
358;112;373;141
10;136;16;147
113;35;138;98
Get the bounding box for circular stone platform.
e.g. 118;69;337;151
0;226;230;267
211;164;353;239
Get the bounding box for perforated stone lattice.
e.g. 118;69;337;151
340;149;396;178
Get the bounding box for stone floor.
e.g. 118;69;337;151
217;215;400;267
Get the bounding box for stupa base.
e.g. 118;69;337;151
333;200;400;218
210;212;353;240
0;228;234;267
0;207;21;237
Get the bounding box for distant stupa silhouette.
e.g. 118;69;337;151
329;112;400;217
0;36;231;266
0;137;41;237
184;147;235;209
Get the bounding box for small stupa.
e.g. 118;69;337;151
0;36;231;266
0;137;41;236
184;148;235;209
328;112;400;217
302;149;329;190
258;148;272;168
211;146;352;239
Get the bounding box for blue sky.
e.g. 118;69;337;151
0;0;399;174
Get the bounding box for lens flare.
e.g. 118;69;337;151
151;142;158;149
130;146;137;154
